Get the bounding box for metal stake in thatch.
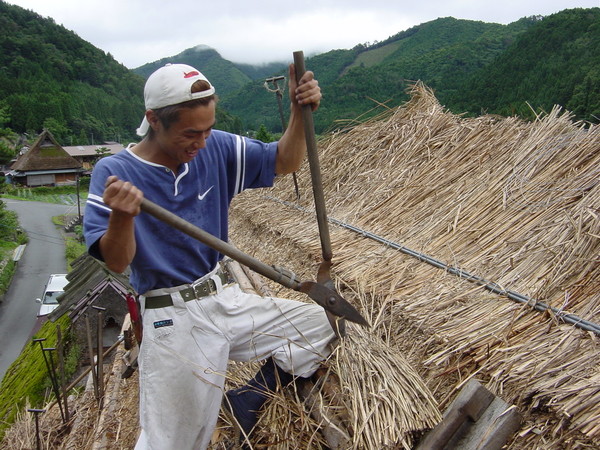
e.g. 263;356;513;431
85;314;99;400
26;408;45;450
55;326;70;422
33;338;66;423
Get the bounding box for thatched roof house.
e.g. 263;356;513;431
10;129;82;187
49;254;132;354
227;83;600;448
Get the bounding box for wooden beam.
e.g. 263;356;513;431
417;379;521;450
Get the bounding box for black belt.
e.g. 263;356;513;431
144;271;228;309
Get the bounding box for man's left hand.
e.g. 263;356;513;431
289;63;321;111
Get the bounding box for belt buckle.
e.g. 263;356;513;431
192;278;216;298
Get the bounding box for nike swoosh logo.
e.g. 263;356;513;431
198;186;214;200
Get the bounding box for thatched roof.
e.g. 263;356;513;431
49;254;132;322
3;84;597;449
11;129;82;172
228;83;599;448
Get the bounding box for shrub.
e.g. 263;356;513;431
0;260;16;294
66;236;86;268
0;202;21;241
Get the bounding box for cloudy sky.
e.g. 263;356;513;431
6;0;600;68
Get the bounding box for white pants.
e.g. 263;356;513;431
134;273;335;450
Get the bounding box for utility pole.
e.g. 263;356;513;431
75;170;82;222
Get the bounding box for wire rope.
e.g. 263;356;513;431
264;195;600;336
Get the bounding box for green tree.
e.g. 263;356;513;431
42;117;71;144
0;102;10;128
0;141;14;165
0;102;14;139
255;124;274;143
94;146;111;165
0;201;20;241
568;70;600;121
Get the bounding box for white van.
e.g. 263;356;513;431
36;274;68;316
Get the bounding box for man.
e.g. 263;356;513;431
83;62;335;449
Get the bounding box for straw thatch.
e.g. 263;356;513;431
216;261;441;449
229;82;599;448
2;83;597;449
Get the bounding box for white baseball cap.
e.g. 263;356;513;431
136;63;216;136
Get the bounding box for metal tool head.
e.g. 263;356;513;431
265;75;285;83
298;281;370;327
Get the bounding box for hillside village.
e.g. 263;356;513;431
4;129;122;187
0;84;598;449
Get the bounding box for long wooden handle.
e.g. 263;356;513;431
140;197;369;326
293;50;333;262
140;198;299;290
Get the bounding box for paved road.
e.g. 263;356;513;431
0;200;77;381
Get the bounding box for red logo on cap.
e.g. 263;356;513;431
184;71;200;78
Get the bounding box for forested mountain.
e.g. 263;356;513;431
134;46;254;97
223;8;599;133
133;46;286;96
0;0;598;152
452;8;600;121
220;16;541;133
0;0;145;145
234;61;289;82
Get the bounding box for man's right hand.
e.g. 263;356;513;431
103;175;144;217
99;175;143;273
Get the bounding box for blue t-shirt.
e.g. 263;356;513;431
84;130;278;294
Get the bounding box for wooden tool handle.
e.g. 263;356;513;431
293;50;333;262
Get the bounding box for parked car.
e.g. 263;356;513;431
36;274;68;316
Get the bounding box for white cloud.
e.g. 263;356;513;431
202;10;413;64
5;0;599;68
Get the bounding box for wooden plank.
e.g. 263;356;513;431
453;398;521;450
417;379;521;450
223;259;258;295
417;379;494;450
